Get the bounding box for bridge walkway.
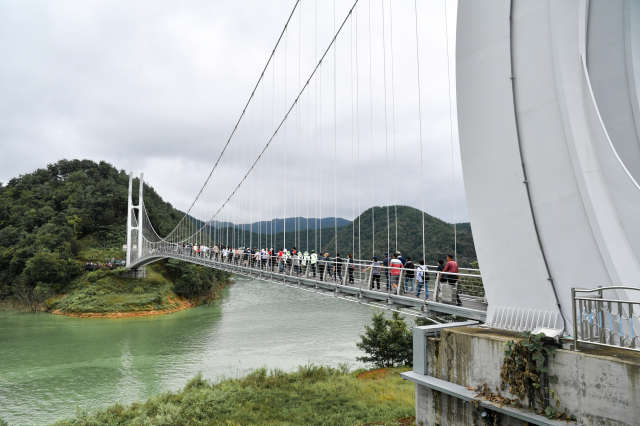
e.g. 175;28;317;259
129;250;487;321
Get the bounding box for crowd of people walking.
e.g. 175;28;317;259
151;241;464;305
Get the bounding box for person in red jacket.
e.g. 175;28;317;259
443;254;462;305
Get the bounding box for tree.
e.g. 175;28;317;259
11;277;52;313
22;251;81;292
357;311;413;368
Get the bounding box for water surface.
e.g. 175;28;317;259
0;276;376;425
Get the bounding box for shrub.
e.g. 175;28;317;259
132;286;144;295
357;311;413;368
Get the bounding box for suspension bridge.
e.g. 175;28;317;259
124;0;640;339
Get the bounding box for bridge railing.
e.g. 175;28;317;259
135;242;487;309
572;286;640;351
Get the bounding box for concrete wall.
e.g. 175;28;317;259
416;326;640;425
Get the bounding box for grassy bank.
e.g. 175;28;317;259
53;366;414;426
46;264;180;315
45;258;232;316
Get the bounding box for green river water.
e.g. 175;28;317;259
0;276;376;425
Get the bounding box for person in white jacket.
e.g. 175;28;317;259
416;259;429;299
309;250;318;277
302;251;310;275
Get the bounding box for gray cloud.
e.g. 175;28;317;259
0;0;467;230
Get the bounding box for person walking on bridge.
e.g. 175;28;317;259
278;249;284;272
292;251;300;275
416;259;429;299
333;253;343;283
362;256;381;290
404;257;415;292
382;253;390;290
443;254;462;306
323;253;331;279
310;250;318;277
389;253;403;291
436;259;445;300
347;254;355;284
302;251;310;275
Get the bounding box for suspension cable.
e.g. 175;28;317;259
444;0;457;261
202;0;361;251
369;0;375;257
389;0;398;253
334;0;338;257
414;0;425;262
381;0;390;257
161;0;303;242
355;5;361;261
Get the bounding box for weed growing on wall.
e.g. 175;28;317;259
501;332;576;421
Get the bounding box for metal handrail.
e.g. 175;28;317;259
571;286;640;352
132;242;487;307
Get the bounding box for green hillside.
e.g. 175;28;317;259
324;205;477;267
210;206;476;268
0;159;230;313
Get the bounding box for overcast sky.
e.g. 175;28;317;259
0;0;467;227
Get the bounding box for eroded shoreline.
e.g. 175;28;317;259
49;298;201;318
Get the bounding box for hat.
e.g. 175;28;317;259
311;249;315;253
384;252;389;256
373;256;378;260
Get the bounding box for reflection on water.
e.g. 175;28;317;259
0;276;376;425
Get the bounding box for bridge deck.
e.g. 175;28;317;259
129;252;487;321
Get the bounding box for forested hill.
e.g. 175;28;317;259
211;205;477;268
322;205;477;268
0;159;183;299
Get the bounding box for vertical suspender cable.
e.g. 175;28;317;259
260;78;264;251
381;0;390;257
319;61;323;254
444;0;457;261
369;0;375;257
351;12;355;258
414;0;425;262
297;1;302;251
355;5;361;261
272;51;276;251
284;26;288;251
314;0;318;254
389;0;397;253
334;0;338;257
250;98;254;250
306;66;310;251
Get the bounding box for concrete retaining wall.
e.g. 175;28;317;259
416;326;640;425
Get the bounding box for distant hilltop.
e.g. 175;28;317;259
208;217;351;233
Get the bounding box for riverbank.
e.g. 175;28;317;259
52;366;415;426
49;297;199;318
43;261;232;317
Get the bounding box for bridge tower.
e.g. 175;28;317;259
125;172;144;267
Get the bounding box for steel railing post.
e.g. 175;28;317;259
572;288;578;351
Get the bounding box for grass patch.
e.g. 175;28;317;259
54;365;414;426
47;264;181;314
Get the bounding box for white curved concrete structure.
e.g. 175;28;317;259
457;0;640;334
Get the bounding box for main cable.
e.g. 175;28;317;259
163;0;303;242
203;0;361;252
